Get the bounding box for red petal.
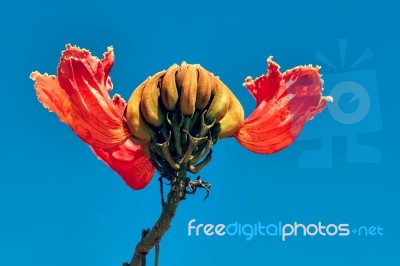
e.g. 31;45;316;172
235;58;331;154
32;45;131;149
91;140;156;190
243;57;283;106
31;72;70;123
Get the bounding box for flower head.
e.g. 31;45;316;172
32;46;331;190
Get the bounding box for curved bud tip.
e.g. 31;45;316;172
140;70;166;128
218;85;245;139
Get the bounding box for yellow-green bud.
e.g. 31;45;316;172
125;63;244;173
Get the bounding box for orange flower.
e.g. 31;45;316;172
32;46;330;190
235;57;332;154
31;45;155;190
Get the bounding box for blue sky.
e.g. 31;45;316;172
1;1;399;265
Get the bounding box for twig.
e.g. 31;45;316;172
158;176;165;207
129;168;187;266
154;240;160;266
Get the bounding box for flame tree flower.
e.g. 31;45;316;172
31;45;332;266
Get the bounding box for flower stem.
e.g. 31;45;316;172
129;168;187;266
